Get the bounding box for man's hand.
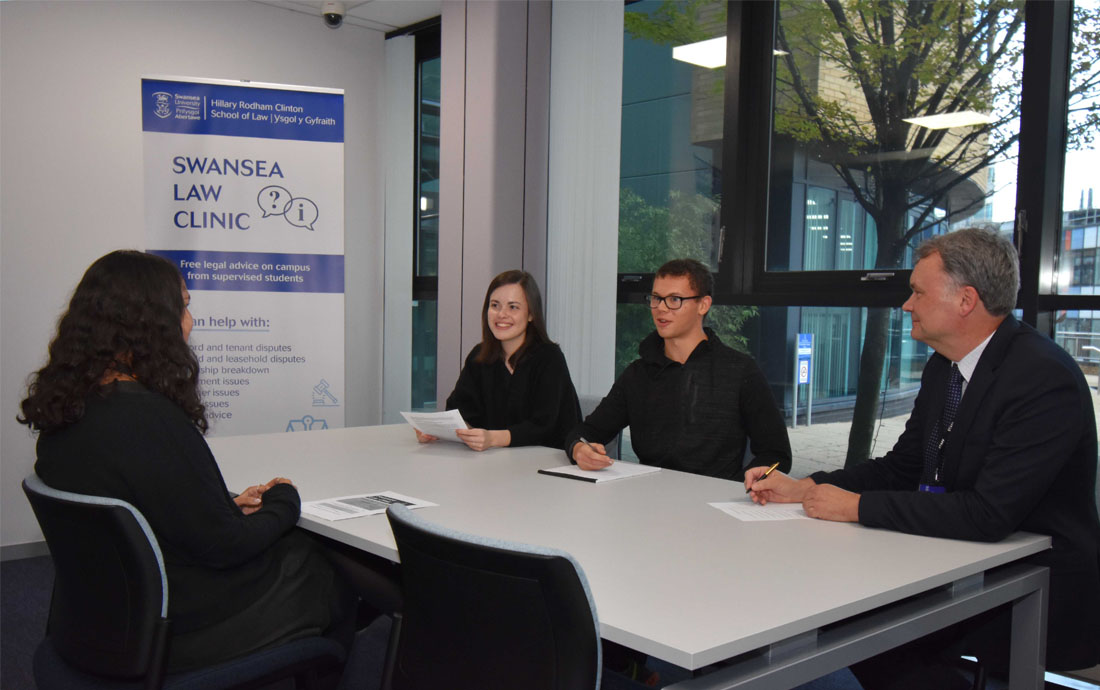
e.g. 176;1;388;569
801;483;860;522
414;429;438;443
744;466;814;505
455;428;510;452
572;440;614;470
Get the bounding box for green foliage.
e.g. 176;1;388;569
618;188;720;272
624;0;720;46
614;304;653;379
774;0;1027;185
1069;1;1100;149
615;187;758;377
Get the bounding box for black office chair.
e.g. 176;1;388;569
22;474;347;690
384;504;602;690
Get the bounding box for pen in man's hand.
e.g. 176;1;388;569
577;437;611;467
746;462;781;493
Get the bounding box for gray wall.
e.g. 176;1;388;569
436;0;552;400
0;0;627;554
0;0;386;553
434;0;620;402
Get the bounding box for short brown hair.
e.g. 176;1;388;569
655;258;713;296
916;228;1019;316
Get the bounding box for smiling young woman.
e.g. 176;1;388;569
416;270;582;451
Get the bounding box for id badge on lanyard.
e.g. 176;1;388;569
920;420;954;494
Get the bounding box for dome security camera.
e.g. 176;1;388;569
322;1;345;29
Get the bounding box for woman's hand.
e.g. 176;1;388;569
414;429;438;444
455;428;510;452
234;477;295;514
234;484;266;515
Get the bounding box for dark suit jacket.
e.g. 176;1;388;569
812;316;1100;670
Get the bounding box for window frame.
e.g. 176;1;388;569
618;0;1100;327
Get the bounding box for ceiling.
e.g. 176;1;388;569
253;0;442;34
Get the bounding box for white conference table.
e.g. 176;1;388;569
210;424;1051;689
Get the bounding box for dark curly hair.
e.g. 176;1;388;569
18;250;207;433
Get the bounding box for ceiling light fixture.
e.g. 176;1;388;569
672;36;790;68
672;36;726;69
903;111;996;130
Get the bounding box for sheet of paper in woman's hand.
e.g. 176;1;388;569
401;409;469;442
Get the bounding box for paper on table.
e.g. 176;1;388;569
709;501;810;521
538;462;661;483
400;409;469;442
302;491;438;521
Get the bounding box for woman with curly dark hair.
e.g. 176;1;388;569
20;250;354;672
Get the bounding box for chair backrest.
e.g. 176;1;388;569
385;504;602;690
22;474;170;681
577;393;620;459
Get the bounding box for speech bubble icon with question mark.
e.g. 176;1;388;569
257;186;292;218
285;198;319;231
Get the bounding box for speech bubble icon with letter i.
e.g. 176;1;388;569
286;197;319;231
257;185;292;217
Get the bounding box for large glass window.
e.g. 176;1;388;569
616;0;730;378
1053;311;1100;449
614;304;928;470
767;1;1024;275
615;1;1100;469
619;0;726;276
1055;0;1100;297
411;26;441;410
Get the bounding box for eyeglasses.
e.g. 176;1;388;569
647;294;704;310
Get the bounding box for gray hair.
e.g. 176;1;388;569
915;227;1020;316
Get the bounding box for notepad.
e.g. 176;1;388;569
709;501;810;521
538;463;661;483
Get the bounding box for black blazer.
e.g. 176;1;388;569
813;316;1100;670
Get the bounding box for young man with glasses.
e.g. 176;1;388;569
566;258;791;481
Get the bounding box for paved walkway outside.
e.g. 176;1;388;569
788;385;1100;475
788;414;909;475
621;385;1100;474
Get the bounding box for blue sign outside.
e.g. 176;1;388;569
797;333;813;385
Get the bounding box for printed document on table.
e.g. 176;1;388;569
303;491;438;521
709;501;810;521
400;409;469;442
538;463;661;483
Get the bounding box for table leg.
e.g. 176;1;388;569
1008;566;1048;690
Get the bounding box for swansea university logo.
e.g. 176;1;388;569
152;92;172;119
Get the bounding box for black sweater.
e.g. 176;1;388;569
566;329;792;481
35;382;306;635
445;341;581;449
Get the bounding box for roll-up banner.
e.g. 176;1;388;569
142;77;345;435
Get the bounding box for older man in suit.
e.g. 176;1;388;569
747;227;1100;688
